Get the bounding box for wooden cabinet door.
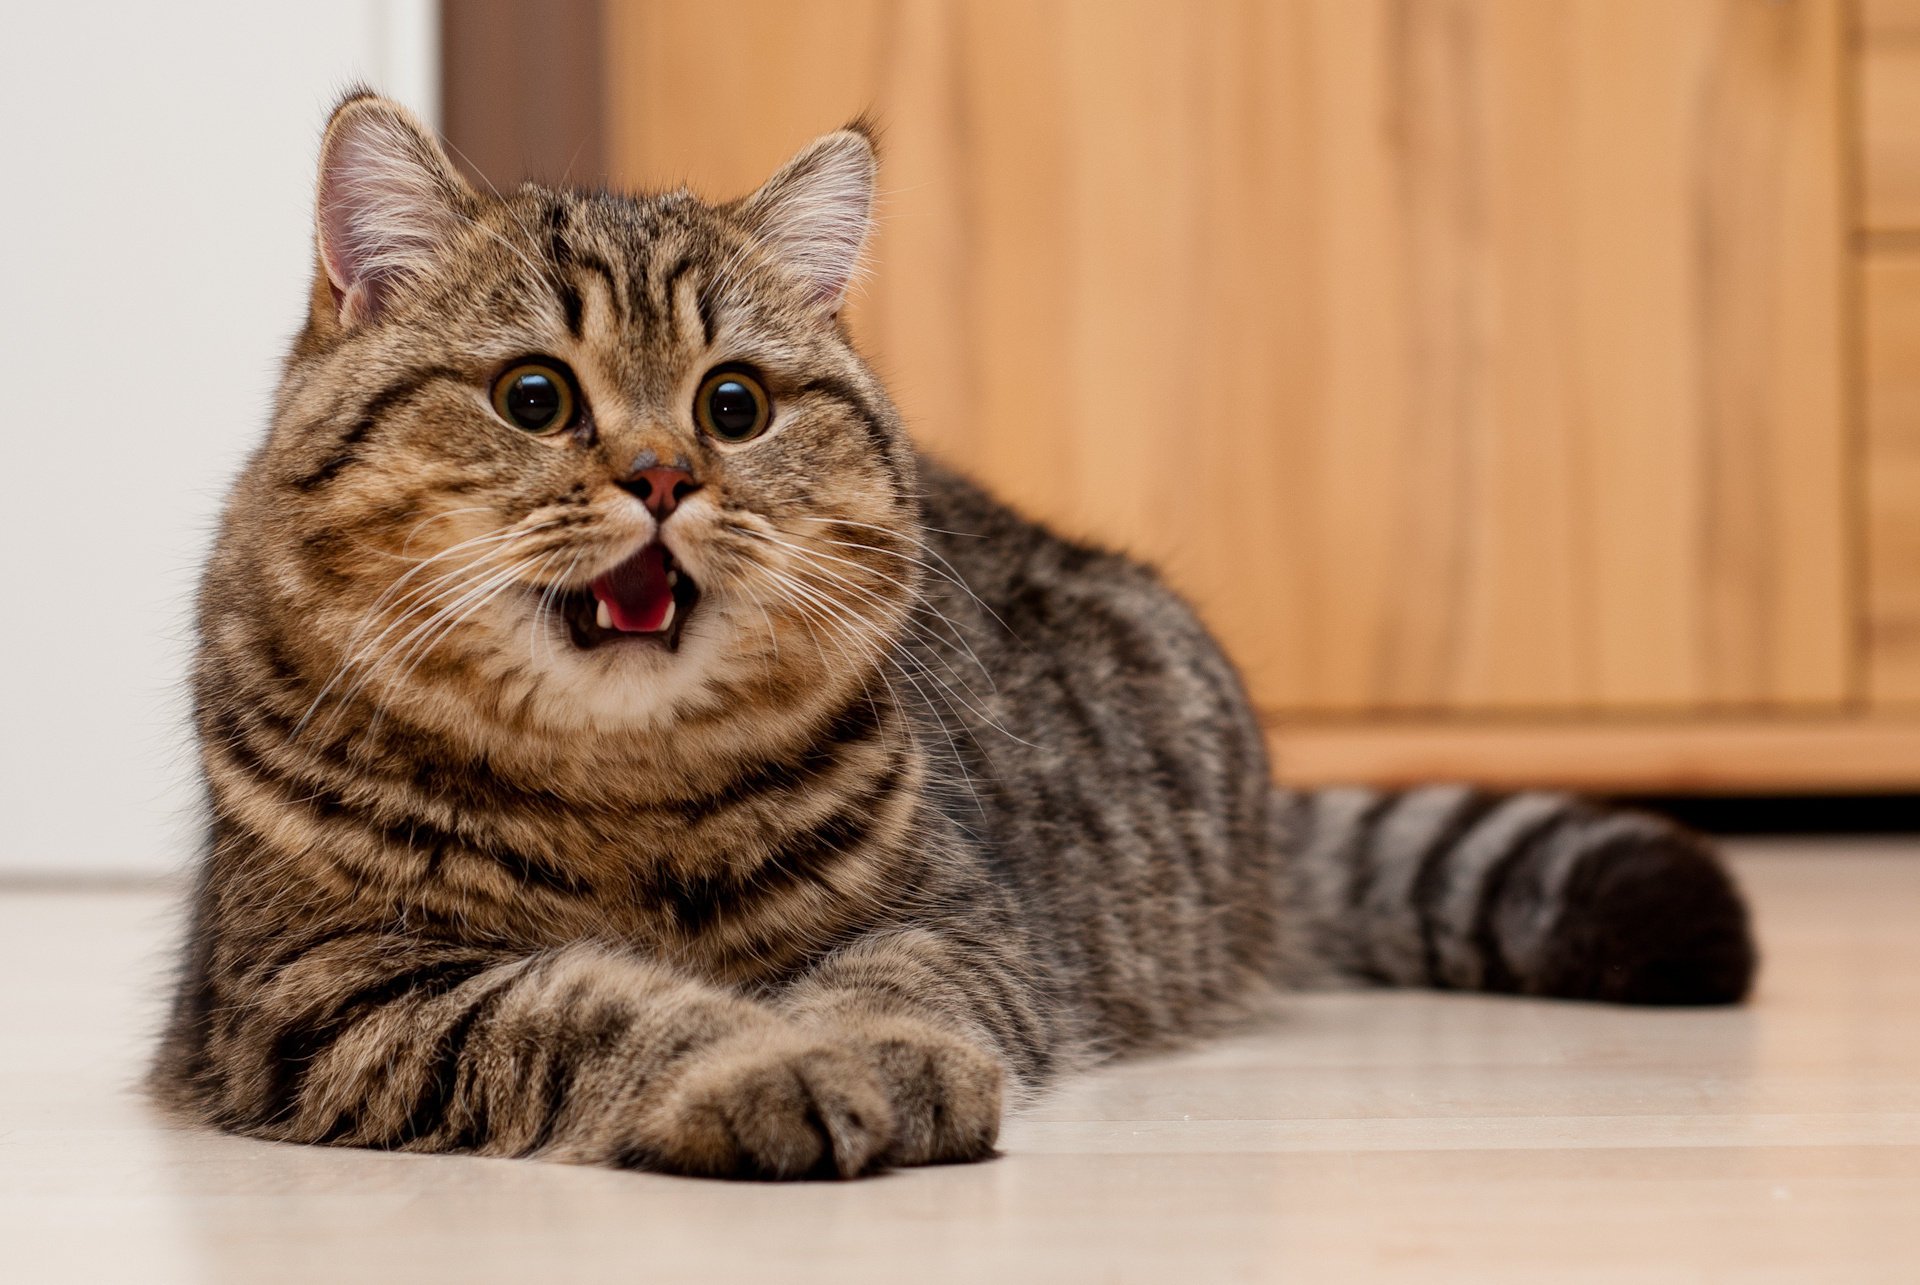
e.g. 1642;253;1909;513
1867;256;1920;704
1864;0;1920;705
602;0;1852;719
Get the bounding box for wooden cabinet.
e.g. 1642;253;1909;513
444;0;1920;792
1867;0;1920;715
1869;256;1920;705
1864;0;1920;229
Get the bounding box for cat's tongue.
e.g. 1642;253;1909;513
591;543;676;633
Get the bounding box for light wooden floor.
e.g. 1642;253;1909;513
2;841;1916;1284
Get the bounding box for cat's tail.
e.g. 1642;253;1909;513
1273;785;1756;1004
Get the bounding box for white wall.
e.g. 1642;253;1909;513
1;2;438;875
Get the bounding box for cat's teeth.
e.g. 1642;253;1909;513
657;596;676;631
667;569;680;587
595;599;612;630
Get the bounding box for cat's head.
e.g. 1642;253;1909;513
228;92;919;740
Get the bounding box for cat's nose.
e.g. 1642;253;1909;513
618;466;702;522
619;466;701;521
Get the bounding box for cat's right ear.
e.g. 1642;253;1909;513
738;122;878;314
313;91;475;329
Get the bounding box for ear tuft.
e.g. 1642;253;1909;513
738;126;878;312
316;92;472;327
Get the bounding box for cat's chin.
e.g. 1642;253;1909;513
507;601;737;735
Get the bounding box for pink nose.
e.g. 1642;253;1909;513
621;466;700;520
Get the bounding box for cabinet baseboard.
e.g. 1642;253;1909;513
1266;716;1920;795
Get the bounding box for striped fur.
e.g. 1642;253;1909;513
153;94;1755;1181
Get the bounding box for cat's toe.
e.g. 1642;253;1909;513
857;1017;1003;1167
626;1034;896;1180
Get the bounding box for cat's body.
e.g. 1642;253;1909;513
154;94;1755;1179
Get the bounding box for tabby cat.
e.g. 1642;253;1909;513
153;93;1756;1180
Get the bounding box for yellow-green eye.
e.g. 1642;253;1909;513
491;361;575;434
695;368;771;443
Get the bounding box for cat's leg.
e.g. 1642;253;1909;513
1279;786;1757;1004
195;932;908;1179
777;925;1054;1168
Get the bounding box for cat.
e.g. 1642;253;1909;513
152;91;1756;1180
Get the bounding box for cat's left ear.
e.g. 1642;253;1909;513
737;123;878;314
313;90;476;328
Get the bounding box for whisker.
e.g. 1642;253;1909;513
751;560;997;808
792;515;1014;637
531;549;584;669
367;552;553;701
731;524;998;697
297;522;563;732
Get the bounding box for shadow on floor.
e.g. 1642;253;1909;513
1612;794;1920;836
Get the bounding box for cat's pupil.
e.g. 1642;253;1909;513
708;381;758;436
507;373;562;429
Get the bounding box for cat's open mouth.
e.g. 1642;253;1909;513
555;541;700;651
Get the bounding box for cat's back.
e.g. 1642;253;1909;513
913;455;1256;733
908;457;1282;1039
914;456;1212;653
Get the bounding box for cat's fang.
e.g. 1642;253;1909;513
595;599;612;631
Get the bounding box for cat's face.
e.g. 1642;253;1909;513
235;95;918;739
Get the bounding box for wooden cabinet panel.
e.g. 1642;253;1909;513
1868;254;1920;702
441;0;604;191
1862;0;1920;36
601;0;1851;718
1862;33;1920;232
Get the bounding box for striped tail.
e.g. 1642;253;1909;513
1278;786;1756;1005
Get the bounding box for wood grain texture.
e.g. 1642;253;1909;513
440;0;605;190
12;853;1920;1281
1866;253;1920;703
602;0;1852;718
1269;716;1920;792
1861;35;1920;232
1861;0;1920;38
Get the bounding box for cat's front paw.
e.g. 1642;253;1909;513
852;1016;1004;1168
625;1031;897;1180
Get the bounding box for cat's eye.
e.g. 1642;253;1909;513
491;360;576;434
695;367;771;443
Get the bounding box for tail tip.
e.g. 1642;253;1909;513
1534;831;1758;1006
